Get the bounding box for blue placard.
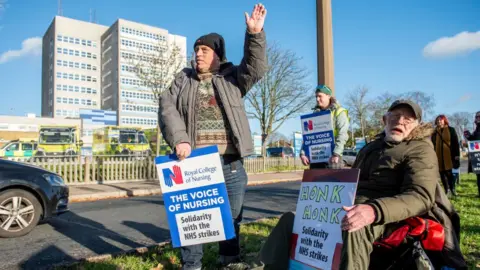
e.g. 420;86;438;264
300;111;334;163
155;145;235;247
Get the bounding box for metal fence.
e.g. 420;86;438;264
4;156;307;185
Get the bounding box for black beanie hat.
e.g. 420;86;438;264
194;33;226;62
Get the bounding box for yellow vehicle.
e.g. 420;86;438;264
143;128;172;156
35;125;82;157
0;139;37;158
92;126;151;156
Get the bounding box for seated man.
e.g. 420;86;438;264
253;100;466;270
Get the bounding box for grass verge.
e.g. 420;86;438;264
60;175;480;270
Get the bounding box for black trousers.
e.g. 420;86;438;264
309;162;328;169
440;170;455;193
477;174;480;196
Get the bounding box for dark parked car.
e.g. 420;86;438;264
0;159;69;238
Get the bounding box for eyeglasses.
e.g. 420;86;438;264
386;112;416;125
476;115;480;119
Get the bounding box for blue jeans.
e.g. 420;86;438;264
180;155;248;270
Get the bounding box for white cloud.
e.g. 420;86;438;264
0;37;42;64
423;31;480;58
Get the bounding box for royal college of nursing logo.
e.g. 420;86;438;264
470;141;480;151
162;165;184;187
303;120;313;132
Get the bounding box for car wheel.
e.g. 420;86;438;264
0;189;42;238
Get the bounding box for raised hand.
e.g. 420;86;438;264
245;3;267;34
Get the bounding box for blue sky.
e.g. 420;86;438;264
0;0;479;137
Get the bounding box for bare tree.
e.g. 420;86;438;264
369;92;398;134
267;132;289;147
129;38;186;155
245;43;311;157
448;112;473;139
402;91;435;121
345;86;370;138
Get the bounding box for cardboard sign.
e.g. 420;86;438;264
289;169;359;270
301;111;334;164
155;145;235;247
468;140;480;174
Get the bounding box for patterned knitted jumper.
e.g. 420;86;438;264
195;74;238;155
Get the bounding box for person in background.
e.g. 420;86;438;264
464;111;480;197
158;4;267;270
300;85;349;169
251;100;466;270
432;114;460;197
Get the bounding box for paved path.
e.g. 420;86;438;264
68;171;303;202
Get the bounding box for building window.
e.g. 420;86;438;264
74;98;79;104
57;35;62;41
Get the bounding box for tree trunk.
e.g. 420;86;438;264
156;124;161;156
262;133;268;172
360;117;366;138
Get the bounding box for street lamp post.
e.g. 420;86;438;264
316;0;335;95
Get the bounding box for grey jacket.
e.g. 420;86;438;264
158;31;267;157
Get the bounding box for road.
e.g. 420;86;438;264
0;160;470;269
0;181;302;270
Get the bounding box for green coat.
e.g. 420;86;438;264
353;123;438;224
353;123;466;268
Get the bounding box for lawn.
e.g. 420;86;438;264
59;174;480;270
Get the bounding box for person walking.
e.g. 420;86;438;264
432;114;460;197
